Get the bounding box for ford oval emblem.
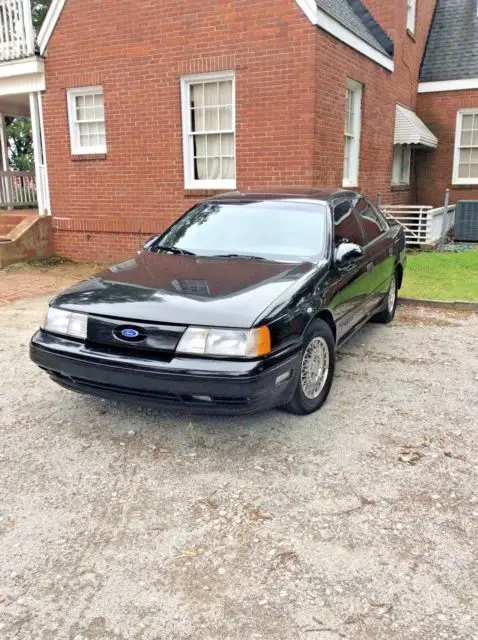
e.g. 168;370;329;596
121;328;140;339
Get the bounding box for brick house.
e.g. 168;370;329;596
0;0;473;263
416;0;478;207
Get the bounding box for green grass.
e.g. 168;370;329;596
401;248;478;301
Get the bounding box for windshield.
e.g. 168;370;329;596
155;200;328;262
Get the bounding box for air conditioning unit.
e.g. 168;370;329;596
455;200;478;242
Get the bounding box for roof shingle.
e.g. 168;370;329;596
315;0;394;57
420;0;478;82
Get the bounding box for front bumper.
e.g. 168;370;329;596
30;331;301;415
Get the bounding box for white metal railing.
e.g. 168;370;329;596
0;0;35;61
0;170;37;207
382;204;456;247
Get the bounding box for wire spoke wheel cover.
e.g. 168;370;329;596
300;336;330;400
388;277;397;314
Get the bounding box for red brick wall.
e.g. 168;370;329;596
416;89;478;207
43;0;318;262
42;0;437;262
312;0;437;208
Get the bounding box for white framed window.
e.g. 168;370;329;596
453;109;478;184
343;79;362;188
180;71;236;190
67;86;106;155
392;144;412;185
407;0;417;33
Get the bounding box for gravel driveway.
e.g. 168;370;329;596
1;297;477;640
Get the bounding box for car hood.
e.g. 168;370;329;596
52;251;319;328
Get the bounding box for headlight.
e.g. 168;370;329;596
176;326;271;358
41;307;88;340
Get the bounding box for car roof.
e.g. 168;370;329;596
205;187;360;204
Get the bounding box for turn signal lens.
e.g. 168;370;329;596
177;325;271;358
248;325;271;357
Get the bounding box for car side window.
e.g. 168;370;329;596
333;199;365;247
355;198;387;243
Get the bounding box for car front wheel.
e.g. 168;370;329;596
284;319;335;415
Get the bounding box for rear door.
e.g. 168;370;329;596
354;197;394;310
328;197;372;341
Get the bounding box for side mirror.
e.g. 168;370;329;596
143;234;161;251
335;242;364;265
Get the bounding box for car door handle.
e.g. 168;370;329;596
367;262;374;273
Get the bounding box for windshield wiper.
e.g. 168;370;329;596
212;253;267;261
155;246;196;256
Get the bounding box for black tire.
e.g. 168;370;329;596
284;319;335;416
372;271;398;324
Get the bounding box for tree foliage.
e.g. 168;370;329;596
31;0;53;30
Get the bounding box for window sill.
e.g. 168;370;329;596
184;188;234;198
391;184;411;191
71;153;107;162
406;29;416;42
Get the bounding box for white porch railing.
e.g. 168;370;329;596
0;170;37;207
382;204;456;247
0;0;35;61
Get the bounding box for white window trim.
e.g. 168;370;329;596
67;86;106;156
343;79;362;189
453;108;478;185
407;0;417;33
392;144;412;186
180;70;236;190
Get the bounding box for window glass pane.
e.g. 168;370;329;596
207;157;221;180
207;134;220;157
471;148;478;163
459;164;470;179
334;201;364;246
462;114;474;130
85;94;94;107
221;133;234;155
472;131;478;146
204;82;218;107
194;136;207;157
192;108;204;132
219;81;232;105
471;164;478;178
94;93;104;107
75;95;84;108
355;198;382;242
204;107;218;131
99;134;106;145
158;201;329;262
343;137;351;181
194;157;207;180
460;148;471;164
190;84;204;108
461;130;473;146
219;106;233;129
222;157;234;179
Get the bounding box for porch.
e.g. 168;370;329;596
0;0;48;214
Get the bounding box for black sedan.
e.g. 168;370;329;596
30;188;406;415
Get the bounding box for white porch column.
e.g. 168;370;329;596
29;92;49;216
0;113;12;208
37;93;51;215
